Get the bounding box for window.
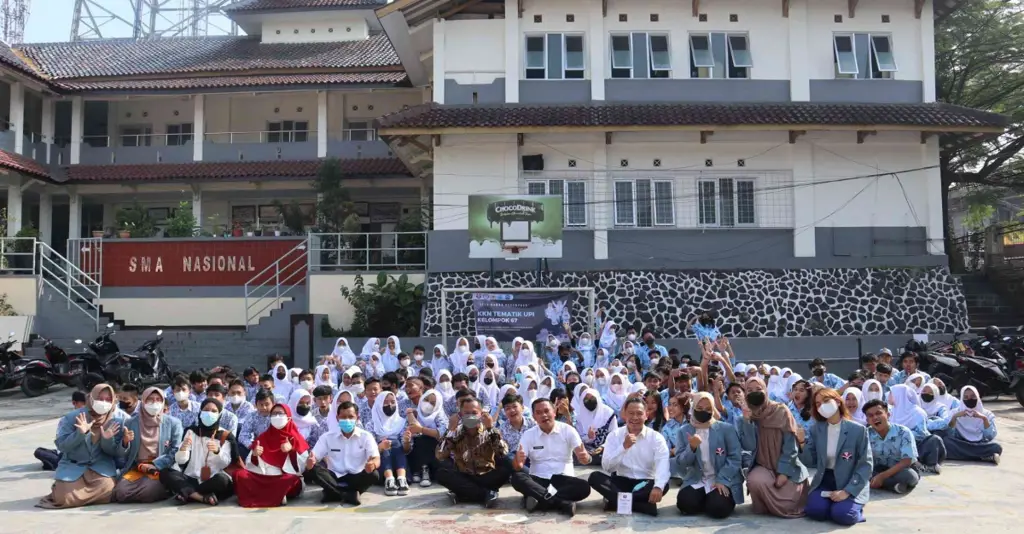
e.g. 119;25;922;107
527;179;587;227
120;126;152;147
690;32;751;79
610;33;671;79
268;120;309;143
698;177;756;227
524;33;585;79
613;179;674;227
833;33;896;79
345;121;374;141
166;123;193;146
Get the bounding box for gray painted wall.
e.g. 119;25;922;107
605;80;791;103
519;80;591;104
809;80;924;103
444;79;506;105
204;141;318;162
80;144;194;165
427;228;945;272
325;140;393;159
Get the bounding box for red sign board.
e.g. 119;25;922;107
91;239;307;287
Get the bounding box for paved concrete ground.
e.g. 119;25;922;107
1;399;1022;533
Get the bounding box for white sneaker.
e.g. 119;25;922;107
384;477;398;496
396;475;410;496
420;466;432;487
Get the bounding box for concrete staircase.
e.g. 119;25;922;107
958;274;1024;331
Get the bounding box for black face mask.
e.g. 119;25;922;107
296;405;311;416
566;381;579;391
693;410;713;423
964;398;978;409
938;386;947;396
560;354;570;362
812;367;825;377
119;400;134;412
483;377;494;386
583;399;598;411
276;372;286;380
745;391;766;407
645;338;655;346
920;394;934;403
382;405;397;416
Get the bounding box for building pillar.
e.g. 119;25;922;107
39;193;53;245
921;4;936;102
791;142;816;257
923;137;944;254
193;94;205;161
589;1;605;101
317;91;328;157
592;145;609;260
787;2;810;101
433;19;446;104
6;184;23;236
68;190;82;240
70;97;84;165
191;186;202;225
9;82;24;154
42;97;55;164
504;0;519;103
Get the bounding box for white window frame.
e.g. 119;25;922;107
697;177;757;228
563;34;586;79
648;34;671;76
166;123;194;146
524;33;586;80
833;33;859;75
525;35;547;79
727;34;752;68
613;179;675;227
689;34;715;69
870;34;898;72
120;125;153;147
610;34;634;78
690;32;750;79
526;179;588;227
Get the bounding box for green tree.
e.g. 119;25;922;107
339;272;424;337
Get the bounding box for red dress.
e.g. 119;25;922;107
234;404;310;508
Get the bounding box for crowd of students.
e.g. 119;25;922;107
32;314;1005;523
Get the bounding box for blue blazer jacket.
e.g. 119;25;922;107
118;414;184;473
52;408;128;482
675;421;745;504
799;418;873;504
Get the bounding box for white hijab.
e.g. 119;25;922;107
332;337;357;366
450;337;472;373
599;320;617;347
473;334;488;358
382;336;402;372
475;368;500;407
365;352;385;379
436;369;456;401
570;383;590;415
575;389;615;441
515;340;539;368
538;376;555;399
417;390;446;430
360;337;380;358
905;372;927;394
862;378;885;403
370;391;405;437
465;364;480;387
287;388;318;438
522;376;540;406
270;363;294;398
844;387;867;425
919;384;944;417
604;374;628;412
888;384;928;430
314;364;335;388
783;373;804;402
952;385;992;442
326;390;356;433
595;348;611;369
767;372;786;399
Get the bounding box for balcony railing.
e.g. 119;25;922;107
0;237;38;274
204;130;318;144
333;129;378;142
308;232;426;271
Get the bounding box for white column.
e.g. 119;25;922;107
5;184;22;236
70;96;84;165
920;3;936;102
193;94;205;161
592;144;609;259
923;137;944;254
338;94;346;137
317;91;328;157
589;1;605;101
39;193;53;245
504;0;520;103
68;190;82;240
787;2;810;101
9;82;24;154
191;186;202;223
433;19;446;104
791;142;815;256
42;97;55;164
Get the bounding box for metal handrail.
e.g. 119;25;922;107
205;130;318;144
0;237;38;274
35;241;101;330
243;238;309;331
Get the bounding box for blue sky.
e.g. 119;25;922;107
24;0;79;43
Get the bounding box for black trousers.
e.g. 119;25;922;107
434;461;512;503
676;485;736;519
159;469;234;501
510;471;591;510
34;448;60;471
587;471;663;516
309;465;380;501
409;436;439;475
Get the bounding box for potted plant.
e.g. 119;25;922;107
166;201;198;238
91;226;104;238
274;200;309;235
6;225;39;270
273;224;282;237
115;203;155;238
253;223;263;237
244;223;254;237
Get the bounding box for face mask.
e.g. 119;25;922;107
91;400;113;415
579;338;592;347
414;353;424;361
143;402;163;416
611;384;623;394
964;398;979;409
626;362;635;370
483;377;494;386
301;380;314;391
549;339;559;348
864;390;882;402
276;372;286;380
174;391;190;402
693;410;713;423
200;411;221;426
812;367;825;377
920;394;935;403
270;415;289;429
469;375;478;383
817;400;839;418
583;399;598;411
338;419;357;433
650;358;660;367
291;376;300;384
597;376;609;386
745;391;766;407
400;359;411;367
439;382;453;393
420;401;434;413
350;383;364;394
462;415;481;429
228;394;244;406
296;405;311;416
119;400;134;412
382;405;397;416
566;382;579;391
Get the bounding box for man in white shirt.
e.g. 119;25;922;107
308;401;382;505
510;398;592;517
588;396;670;516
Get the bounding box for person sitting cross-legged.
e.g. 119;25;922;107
433;396;511;508
307;401;381;505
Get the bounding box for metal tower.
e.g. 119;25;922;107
70;0;239;41
0;0;29;43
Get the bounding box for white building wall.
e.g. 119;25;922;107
102;97;196;146
442;19;506;85
806;0;923;82
261;13;369;44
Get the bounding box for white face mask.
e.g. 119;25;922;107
143;402;163;416
350;383;365;395
414;353;424;361
270;415;289;429
519;349;531;359
228;394;245;406
400;359;411;367
174;391;190;402
291;376;300;384
549;339;560;348
92;400;113;415
650;358;660;367
817;400;839;419
301;380;314;392
610;384;623;394
597;376;609;386
627;334;637;341
864;390;882;402
439;382;453;393
420;401;434;413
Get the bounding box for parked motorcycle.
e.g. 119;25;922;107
0;332;26;391
73;323;129;388
910;326;1024;407
75;324;171;389
19;338;91;397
